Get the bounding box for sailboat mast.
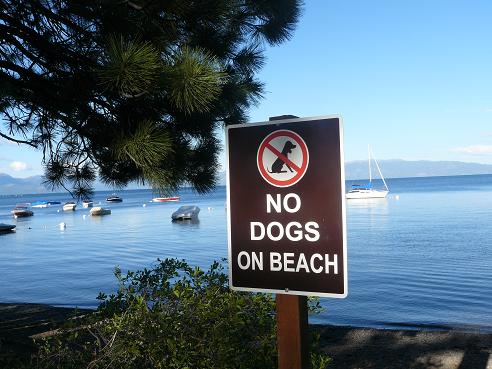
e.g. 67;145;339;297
370;147;389;191
368;144;372;183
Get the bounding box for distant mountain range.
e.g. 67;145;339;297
0;174;134;196
2;159;492;195
0;173;46;195
344;159;492;180
215;159;492;184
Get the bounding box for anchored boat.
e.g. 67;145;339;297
82;200;94;208
171;205;200;221
0;223;16;233
63;202;77;211
31;200;49;208
90;207;111;216
152;196;180;202
346;146;389;199
11;204;33;218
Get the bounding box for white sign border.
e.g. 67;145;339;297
225;115;348;299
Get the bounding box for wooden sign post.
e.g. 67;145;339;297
277;294;309;369
226;115;348;369
271;116;309;369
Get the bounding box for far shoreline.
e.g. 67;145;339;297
2;171;492;197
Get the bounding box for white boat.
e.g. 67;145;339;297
31;200;61;208
152;196;180;202
106;196;122;203
346;146;389;199
90;206;111;216
63;202;77;211
82;200;94;208
32;200;49;208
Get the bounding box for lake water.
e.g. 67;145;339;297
1;175;491;332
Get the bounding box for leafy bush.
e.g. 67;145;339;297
35;259;330;368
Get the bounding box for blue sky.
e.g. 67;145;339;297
2;1;492;177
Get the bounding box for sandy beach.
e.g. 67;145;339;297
315;325;492;369
1;303;490;368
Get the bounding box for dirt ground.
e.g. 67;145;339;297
315;325;492;369
1;303;491;369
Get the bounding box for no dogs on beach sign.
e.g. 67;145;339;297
226;116;347;298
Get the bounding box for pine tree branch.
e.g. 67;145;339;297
0;131;37;147
1;0;302;195
0;12;94;66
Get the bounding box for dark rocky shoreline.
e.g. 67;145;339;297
0;303;92;366
1;303;490;369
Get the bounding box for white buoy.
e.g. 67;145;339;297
59;222;66;230
143;203;147;207
395;195;400;200
82;214;87;219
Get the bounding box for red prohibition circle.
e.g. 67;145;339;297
257;130;309;187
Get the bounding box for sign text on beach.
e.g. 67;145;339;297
226;116;347;297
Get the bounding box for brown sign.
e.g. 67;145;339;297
226;116;347;297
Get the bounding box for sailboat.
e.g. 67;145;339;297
346;146;389;199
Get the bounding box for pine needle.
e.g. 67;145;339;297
165;47;226;114
99;36;161;97
113;120;173;170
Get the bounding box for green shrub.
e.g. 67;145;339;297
35;259;330;368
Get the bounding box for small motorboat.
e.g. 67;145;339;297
106;196;123;203
63;202;77;211
32;200;49;208
0;223;16;233
32;200;62;208
82;200;94;208
152;196;180;202
171;205;200;221
11;204;33;218
90;206;111;216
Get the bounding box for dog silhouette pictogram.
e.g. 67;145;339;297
268;140;297;173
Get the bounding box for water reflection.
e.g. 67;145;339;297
13;216;34;225
346;197;389;210
89;215;112;223
171;218;200;227
346;197;389;227
0;230;16;236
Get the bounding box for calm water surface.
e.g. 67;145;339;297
1;175;491;332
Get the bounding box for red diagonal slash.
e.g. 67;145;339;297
265;143;302;172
